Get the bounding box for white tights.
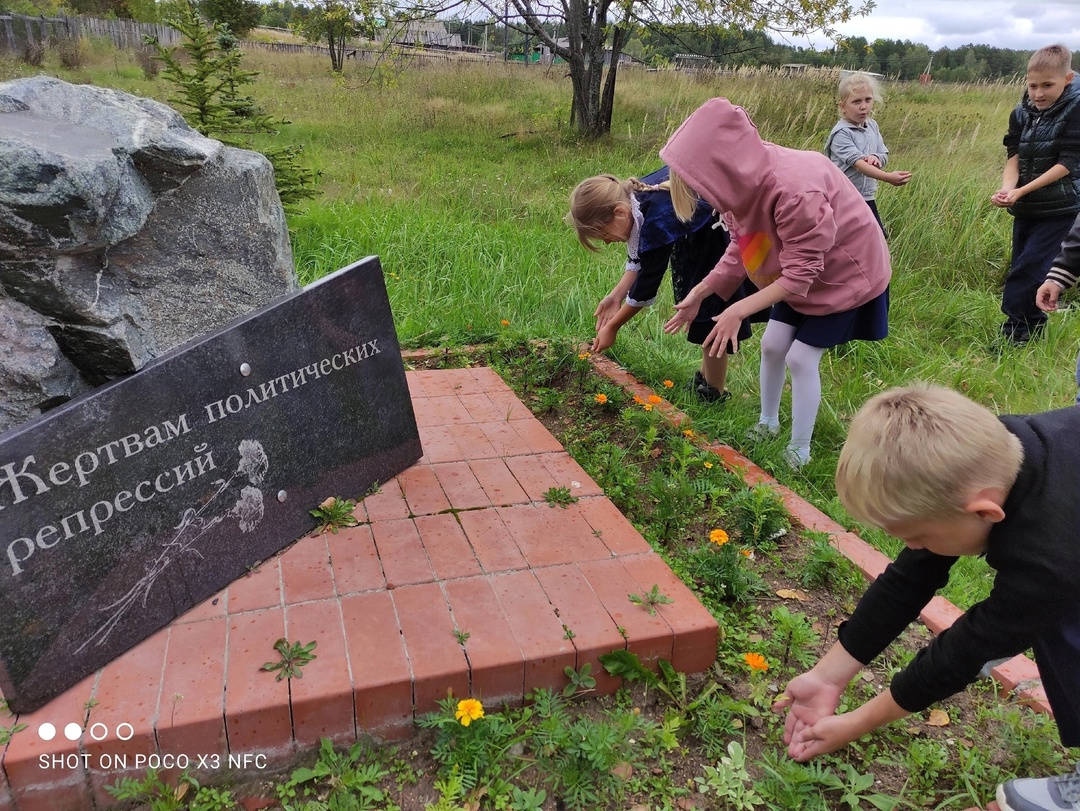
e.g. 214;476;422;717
757;320;825;462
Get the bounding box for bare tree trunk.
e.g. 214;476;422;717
328;24;344;71
599;25;623;132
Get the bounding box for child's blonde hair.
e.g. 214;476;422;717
838;71;882;104
565;174;668;251
835;384;1023;528
668;171;700;223
1028;43;1072;76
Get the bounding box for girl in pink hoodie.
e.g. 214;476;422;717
662;98;892;468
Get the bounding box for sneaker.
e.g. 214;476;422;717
693;371;732;404
747;422;780;441
782;447;811;470
998;764;1080;811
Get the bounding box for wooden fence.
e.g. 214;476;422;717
0;12;178;55
238;39;504;67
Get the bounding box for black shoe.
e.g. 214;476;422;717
1000;323;1044;348
695;374;732;404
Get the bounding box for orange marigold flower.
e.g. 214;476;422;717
594;393;608;404
709;529;729;546
647;394;662;404
744;652;769;671
578;351;591;360
500;319;510;326
663;380;674;388
633;395;645;405
740;549;753;558
455;698;485;726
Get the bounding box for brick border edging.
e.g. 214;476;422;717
399;347;1050;716
582;353;1051;716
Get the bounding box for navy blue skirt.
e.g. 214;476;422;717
770;287;890;349
670;220;756;350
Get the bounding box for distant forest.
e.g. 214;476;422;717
3;0;1062;84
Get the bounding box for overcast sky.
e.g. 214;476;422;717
798;0;1080;52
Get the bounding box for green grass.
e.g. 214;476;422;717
6;46;1079;611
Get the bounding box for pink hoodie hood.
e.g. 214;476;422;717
660;98;774;217
659;98;891;316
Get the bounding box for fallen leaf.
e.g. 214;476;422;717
775;588;809;601
926;709;950;727
611;761;633;781
859;671;875;682
677;798;699;810
905;725;923;735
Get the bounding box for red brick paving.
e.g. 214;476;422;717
0;358;1042;809
0;367;717;809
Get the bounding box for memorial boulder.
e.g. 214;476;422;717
0;75;296;430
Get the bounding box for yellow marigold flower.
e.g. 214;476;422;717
744;652;769;672
578;351;591;360
703;461;714;469
643;403;653;412
663;380;674;388
683;429;694;438
647;394;662;404
594;393;608;404
709;529;729;546
500;319;510;326
455;698;485;726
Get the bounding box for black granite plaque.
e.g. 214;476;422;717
0;257;421;712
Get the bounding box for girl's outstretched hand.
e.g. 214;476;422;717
594;294;621;331
702;310;742;356
591;323;618;353
664;298;701;334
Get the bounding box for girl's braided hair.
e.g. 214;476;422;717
565;174;669;251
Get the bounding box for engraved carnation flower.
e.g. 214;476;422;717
237;439;268;484
230;486;265;533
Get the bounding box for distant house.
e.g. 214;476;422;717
780;63;810;74
675;53;712;70
537;39;640;67
839;68;886;81
381;19;462;50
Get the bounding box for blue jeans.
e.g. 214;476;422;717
1002;214;1077;338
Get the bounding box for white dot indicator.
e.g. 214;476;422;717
63;723;82;741
37;723;56;741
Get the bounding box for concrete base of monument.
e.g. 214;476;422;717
0;366;720;811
